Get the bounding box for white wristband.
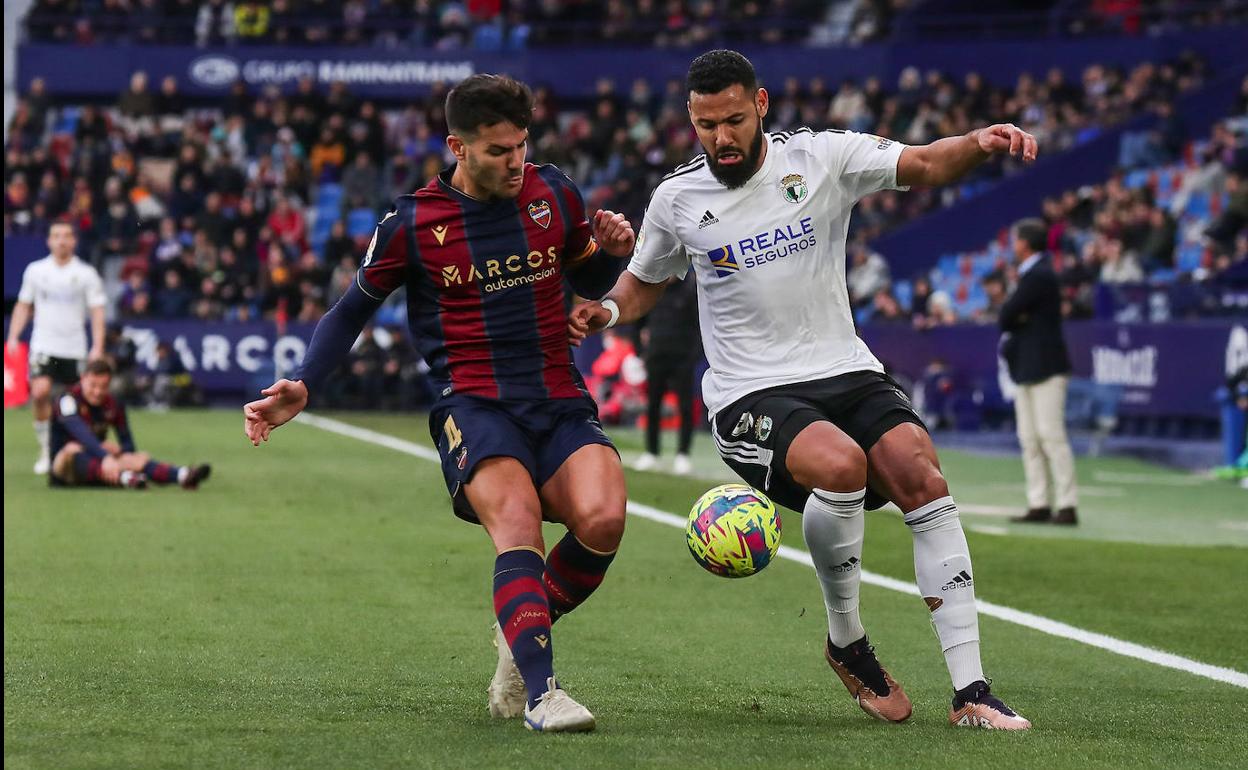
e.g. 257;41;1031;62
601;299;621;329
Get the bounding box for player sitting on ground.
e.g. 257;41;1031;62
570;50;1034;730
244;75;634;733
50;359;212;490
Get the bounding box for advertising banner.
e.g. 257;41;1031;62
863;321;1242;419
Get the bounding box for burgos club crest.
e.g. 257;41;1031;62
780;173;808;203
528;200;552;229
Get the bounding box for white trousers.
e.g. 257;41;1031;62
1013;374;1078;509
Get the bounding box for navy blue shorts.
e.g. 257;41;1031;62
428;394;616;524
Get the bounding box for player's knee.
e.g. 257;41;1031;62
791;445;867;493
486;504;545;552
131;452;151;467
30;378;52;401
571;501;626;553
51;444;81;482
893;465;950;513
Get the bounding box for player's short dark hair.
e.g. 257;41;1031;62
687;50;758;95
1013;218;1048;253
84;359;113;377
445;74;533;136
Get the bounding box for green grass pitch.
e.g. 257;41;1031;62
5;408;1247;769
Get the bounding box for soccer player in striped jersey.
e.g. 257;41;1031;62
50;359;211;490
571;50;1035;730
244;75;633;733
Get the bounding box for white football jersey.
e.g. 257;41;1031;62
16;255;107;359
628;128;909;416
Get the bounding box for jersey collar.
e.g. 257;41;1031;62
436;164;518;211
745;135;777;190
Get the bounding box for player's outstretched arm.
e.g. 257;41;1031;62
242;279;382;446
568;271;670;346
244;379;309;446
897;124;1038;188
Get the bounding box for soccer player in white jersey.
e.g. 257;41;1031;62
7;222;107;474
570;50;1036;730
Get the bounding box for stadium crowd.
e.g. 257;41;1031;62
23;1;1248;49
850;111;1248;327
3;46;1222;328
22;0;904;49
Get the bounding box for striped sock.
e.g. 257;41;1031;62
544;532;617;622
143;461;182;485
74;453;105;484
493;547;555;709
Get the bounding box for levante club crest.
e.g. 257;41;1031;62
780;173;808;203
528;200;552;229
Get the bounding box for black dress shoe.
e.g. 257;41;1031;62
1011;507;1052;523
1053;507;1078;525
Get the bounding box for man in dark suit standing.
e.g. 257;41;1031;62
1000;219;1079;525
633;275;702;475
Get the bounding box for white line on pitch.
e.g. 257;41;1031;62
1093;471;1210;486
969;525;1010;536
296;412;1248;691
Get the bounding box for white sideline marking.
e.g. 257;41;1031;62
297;413;1248;691
298;412;441;461
969;525;1010;536
1093;471;1210;486
986;482;1124;498
959;503;1024;517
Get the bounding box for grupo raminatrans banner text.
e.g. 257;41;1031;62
18;27;1248;99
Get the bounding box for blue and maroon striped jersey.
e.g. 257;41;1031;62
49;383;134;459
356;163;601;401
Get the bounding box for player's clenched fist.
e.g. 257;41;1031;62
592;209;636;257
567;301;613;347
243;378;309;446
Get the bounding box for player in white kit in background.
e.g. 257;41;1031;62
570;50;1037;730
7;222;107;474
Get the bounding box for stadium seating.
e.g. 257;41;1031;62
859;122;1247;327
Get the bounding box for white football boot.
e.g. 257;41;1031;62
673;453;693;476
524;676;595;733
487;622;527;718
632;453;658;471
33;453;50;475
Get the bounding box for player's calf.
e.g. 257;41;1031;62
493;546;558;713
543;532;617;622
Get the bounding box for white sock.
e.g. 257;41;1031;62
34;419;50;457
177;466;189;484
803;488;866;648
904;495;984;690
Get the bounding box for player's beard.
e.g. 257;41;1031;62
465;155;524;200
705;123;765;190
